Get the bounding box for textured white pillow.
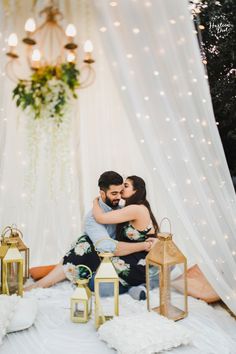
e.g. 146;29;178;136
7;298;38;333
0;294;38;346
0;295;20;345
98;312;193;354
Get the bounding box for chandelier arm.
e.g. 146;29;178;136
54;23;68;57
5;61;19;82
34;10;66;38
37;24;49;62
24;42;34;71
5;60;31;83
33;20;49;36
79;65;96;89
54;27;67;65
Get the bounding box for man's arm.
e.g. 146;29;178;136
84;211;116;252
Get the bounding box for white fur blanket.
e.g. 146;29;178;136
1;282;236;354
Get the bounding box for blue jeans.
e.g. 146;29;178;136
88;273;159;297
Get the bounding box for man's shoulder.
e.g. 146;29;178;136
85;209;93;217
85;209;93;222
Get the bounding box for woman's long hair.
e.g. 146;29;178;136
116;175;159;241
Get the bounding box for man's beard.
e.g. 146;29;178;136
105;196;120;209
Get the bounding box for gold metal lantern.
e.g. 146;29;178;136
1;225;29;283
70;265;92;323
94;239;119;329
146;218;188;321
0;238;23;296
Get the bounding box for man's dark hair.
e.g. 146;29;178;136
98;171;123;191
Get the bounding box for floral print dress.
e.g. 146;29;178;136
62;224;154;287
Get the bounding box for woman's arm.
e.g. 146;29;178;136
114;239;155;256
93;198;142;224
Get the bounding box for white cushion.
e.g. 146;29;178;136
0;295;19;345
98;311;193;354
7;298;38;333
0;294;37;346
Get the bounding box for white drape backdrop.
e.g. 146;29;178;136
0;0;235;313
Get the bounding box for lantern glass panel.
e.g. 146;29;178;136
169;263;187;319
96;281;117;320
148;264;161;310
153;263;186;321
20;250;26;276
6;261;22;295
72;300;86;319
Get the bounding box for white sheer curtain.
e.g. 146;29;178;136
0;0;235;313
92;0;236;313
91;0;236;311
0;1;84;265
0;0;153;265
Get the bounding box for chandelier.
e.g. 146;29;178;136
5;0;95;88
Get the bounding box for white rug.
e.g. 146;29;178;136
1;281;236;354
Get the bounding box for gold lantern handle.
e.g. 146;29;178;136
94;238;117;257
159;217;172;234
158;218;172;241
1;226;13;243
1;224;23;242
76;264;93;280
11;224;23;238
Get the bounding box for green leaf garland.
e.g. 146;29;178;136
13;63;80;124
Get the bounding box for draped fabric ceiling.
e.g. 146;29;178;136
0;0;235;313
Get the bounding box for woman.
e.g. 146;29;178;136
25;175;158;294
93;175;159;287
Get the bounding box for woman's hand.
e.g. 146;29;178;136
144;237;158;252
92;196;105;222
93;196;100;205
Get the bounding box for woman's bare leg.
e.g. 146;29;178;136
24;261;66;291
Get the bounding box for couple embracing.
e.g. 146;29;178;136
26;171;159;300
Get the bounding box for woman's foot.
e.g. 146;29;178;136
24;263;66;291
24;282;41;291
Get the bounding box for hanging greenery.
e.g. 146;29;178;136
13;63;80;124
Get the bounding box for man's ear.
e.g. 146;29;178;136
100;190;106;201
